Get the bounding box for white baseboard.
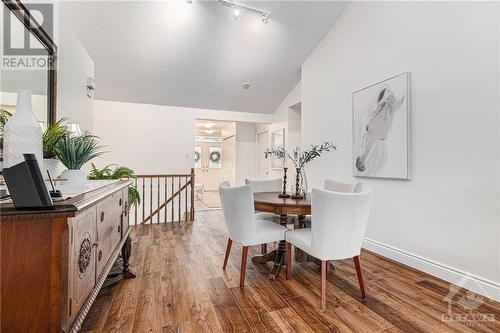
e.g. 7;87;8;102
362;238;500;303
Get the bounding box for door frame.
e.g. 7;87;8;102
256;130;270;179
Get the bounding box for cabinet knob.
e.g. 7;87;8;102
119;198;122;206
100;211;105;222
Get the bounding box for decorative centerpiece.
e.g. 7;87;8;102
55;134;105;193
265;141;336;199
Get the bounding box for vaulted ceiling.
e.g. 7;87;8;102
61;1;348;114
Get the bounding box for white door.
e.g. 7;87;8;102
195;142;224;191
257;131;270;179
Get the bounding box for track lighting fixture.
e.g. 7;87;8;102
218;0;271;24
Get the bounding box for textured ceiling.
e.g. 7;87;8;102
60;0;348;113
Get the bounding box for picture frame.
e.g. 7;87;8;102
352;72;412;180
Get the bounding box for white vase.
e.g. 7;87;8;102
43;158;62;178
60;169;87;193
3;90;43;170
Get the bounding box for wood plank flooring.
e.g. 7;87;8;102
82;210;500;333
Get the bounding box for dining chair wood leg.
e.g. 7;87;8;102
261;243;267;254
240;246;249;288
353;255;366;299
223;238;232;270
321;260;327;310
286;242;292;280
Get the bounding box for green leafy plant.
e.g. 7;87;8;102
55;134;105;170
265;141;336;168
0;109;12;148
43;118;70;159
89;163;141;207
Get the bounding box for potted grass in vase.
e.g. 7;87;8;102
43;118;70;178
55;134;105;193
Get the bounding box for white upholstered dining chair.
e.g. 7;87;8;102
245;178;283;253
285;187;373;310
245;178;282;193
324;179;363;193
219;182;288;287
304;179;364;226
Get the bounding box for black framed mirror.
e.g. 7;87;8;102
1;0;57;125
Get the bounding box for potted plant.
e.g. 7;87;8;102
89;163;141;208
265;141;336;197
43;118;70;177
0;109;12;165
55;134;105;193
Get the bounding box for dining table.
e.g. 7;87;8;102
251;192;311;280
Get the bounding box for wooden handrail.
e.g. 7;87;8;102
135;174;193;178
132;169;195;225
143;180;191;224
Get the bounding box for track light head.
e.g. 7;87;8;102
233;7;240;18
262;13;271;24
218;0;270;24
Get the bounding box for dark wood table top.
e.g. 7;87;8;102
253;192;311;215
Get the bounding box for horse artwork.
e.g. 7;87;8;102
352;73;411;179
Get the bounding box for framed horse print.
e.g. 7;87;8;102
352;72;411;179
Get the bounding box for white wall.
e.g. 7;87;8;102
301;1;499;299
235;122;257;185
57;14;94;133
92;100;271;175
222;135;236;186
257;82;301;179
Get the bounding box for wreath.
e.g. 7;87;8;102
209;151;221;162
194;151;200;162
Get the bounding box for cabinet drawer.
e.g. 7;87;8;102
69;206;97;323
96;190;123;277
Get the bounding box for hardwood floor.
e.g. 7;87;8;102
82;210;500;333
195;191;222;210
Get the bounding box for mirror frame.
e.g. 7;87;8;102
270;128;285;170
3;0;58;124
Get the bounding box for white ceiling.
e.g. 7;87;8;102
60;0;348;114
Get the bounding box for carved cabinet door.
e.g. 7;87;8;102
96;191;123;277
69;206;97;323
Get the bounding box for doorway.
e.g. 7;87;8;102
257;130;270;179
194;120;235;209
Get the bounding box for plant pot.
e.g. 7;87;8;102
43;158;62;178
60;169;87;193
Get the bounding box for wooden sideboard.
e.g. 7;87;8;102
0;180;135;333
